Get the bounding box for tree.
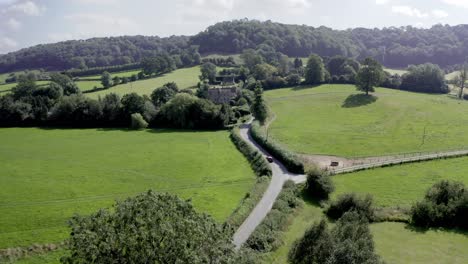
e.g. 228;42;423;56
241;49;264;71
130;113;148;129
196;82;210;99
200;62;217;83
293;57;303;69
61;190;236;263
289;212;383;264
305;54;327;84
355;57;384;95
112;76;121;86
101;71;112;88
160;93;198;128
251;82;268;124
121;93;146;116
50;73;80;96
151;85;177;108
306;168;334;200
326;193;374;221
253;63;277;80
455;63;468;99
400;63;447;94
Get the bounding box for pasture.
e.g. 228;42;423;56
264;197;468;263
77;69;142;81
74;80;102;92
85;66;200;98
332;156;468;207
0;128;255;248
265;84;468;157
384;67;408;76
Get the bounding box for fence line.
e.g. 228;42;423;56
331;149;468;174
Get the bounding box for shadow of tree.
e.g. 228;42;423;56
342;94;378;108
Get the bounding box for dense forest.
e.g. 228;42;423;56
2;19;468;72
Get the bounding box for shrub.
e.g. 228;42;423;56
305;167;334;200
410;180;468;229
230;127;272;177
289;211;383;264
250;121;304;174
130;113;148;129
285;74;301;86
326;193;374;221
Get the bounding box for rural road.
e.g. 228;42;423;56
232;121;305;249
232;120;468;249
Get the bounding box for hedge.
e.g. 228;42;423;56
250;121;304;174
230;127;272;177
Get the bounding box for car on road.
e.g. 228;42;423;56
266;156;274;163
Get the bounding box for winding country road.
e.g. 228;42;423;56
232;121;305;249
232;119;468;249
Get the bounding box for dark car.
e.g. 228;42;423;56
266;156;274;163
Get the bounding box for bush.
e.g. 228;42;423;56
230;128;272;177
61;191;236;263
130;113;148;129
410;180;468;229
326;193;374;221
285;74;301;86
245;181;300;253
289;211;383;264
250;121;304;174
305;167;334;200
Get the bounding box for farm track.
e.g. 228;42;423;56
233;119;468;249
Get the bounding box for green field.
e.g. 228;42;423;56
75;80;102;91
86;66;200;99
0;128;255;249
332;156;468;207
264;199;468;263
265;84;468;157
78;69;142;81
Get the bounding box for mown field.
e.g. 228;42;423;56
0;128;255;249
85;66;200;98
265;84;468;157
332;156;468;207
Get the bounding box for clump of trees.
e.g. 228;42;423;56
326;193;375;221
411;180;467;229
305;168;334;201
288;211;383;264
305;54;328;84
400;63;448;93
355;58;384;95
61;190;237;263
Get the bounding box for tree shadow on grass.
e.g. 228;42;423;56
291;84;321;91
404;223;468;237
342;94;378;108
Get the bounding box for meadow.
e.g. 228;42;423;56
0;128;255;248
263;201;468;264
77;69;142;81
332;156;468;207
265;84;468;157
85;66;200;99
384;67;407;75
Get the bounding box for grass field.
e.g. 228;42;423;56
332;156;468;207
75;80;102;91
77;69;142;81
0;128;255;249
85;66;200;99
264;199;468;264
265;84;468;157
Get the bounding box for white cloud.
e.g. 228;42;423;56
6;17;21;30
6;0;45;16
432;9;449;18
0;36;18;53
392;5;428;18
442;0;468;8
376;0;390;5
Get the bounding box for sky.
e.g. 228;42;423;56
1;0;468;54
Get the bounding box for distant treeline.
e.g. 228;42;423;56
2;20;468;73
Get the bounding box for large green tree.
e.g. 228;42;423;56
251;82;268;124
288;212;383;264
200;62;217;83
355;57;384;95
305;54;327;84
61;190;236;263
101;71;112;88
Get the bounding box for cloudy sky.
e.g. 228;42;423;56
1;0;468;54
